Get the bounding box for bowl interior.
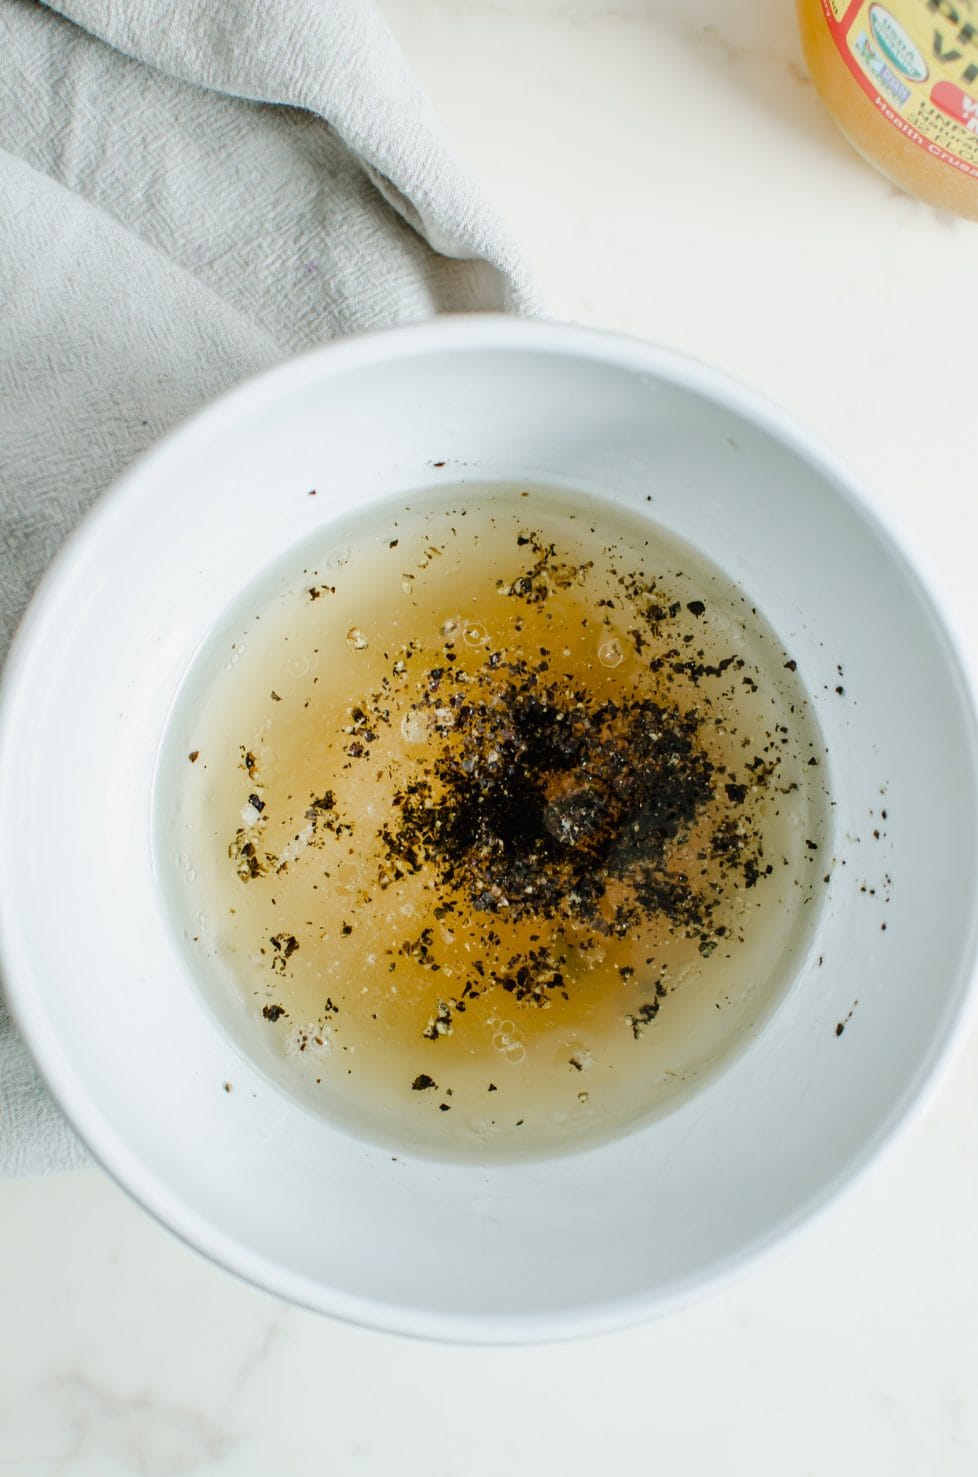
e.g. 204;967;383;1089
1;319;976;1341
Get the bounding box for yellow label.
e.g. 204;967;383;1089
826;0;978;176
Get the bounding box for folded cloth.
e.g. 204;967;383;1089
0;0;536;1175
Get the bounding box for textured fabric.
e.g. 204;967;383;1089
0;0;534;1175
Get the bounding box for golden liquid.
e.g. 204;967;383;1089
171;487;828;1157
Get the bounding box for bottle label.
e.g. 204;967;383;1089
822;0;978;180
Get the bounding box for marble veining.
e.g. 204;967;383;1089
46;1372;237;1476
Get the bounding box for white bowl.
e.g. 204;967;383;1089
2;317;976;1343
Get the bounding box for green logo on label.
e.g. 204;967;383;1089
869;5;929;81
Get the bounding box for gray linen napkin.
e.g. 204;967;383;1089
0;0;535;1175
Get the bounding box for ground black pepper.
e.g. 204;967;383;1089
290;530;790;1049
206;498;825;1144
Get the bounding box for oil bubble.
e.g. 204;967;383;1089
597;637;624;668
492;1022;523;1055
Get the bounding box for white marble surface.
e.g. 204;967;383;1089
3;1;978;1471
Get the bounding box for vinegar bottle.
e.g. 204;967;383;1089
797;1;978;218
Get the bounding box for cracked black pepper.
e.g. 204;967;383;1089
177;487;828;1156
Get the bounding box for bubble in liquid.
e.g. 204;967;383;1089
327;545;352;570
558;1041;595;1073
492;1021;523;1056
400;708;429;743
711;613;746;649
463;623;487;647
597;637;624;668
346;627;368;651
287;654;311;675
